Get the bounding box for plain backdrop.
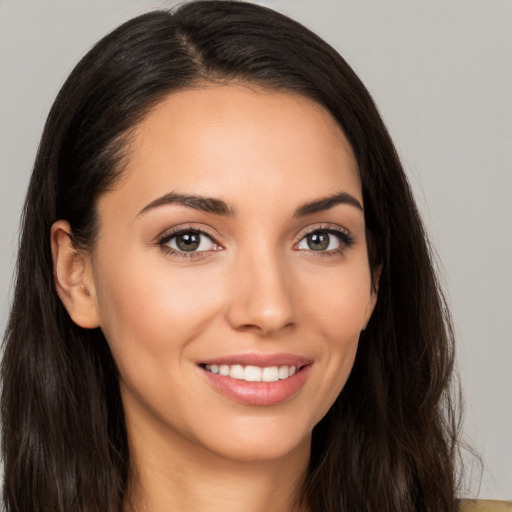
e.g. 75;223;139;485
0;0;511;500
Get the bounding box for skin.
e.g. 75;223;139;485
52;84;378;512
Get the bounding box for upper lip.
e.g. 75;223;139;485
199;352;313;368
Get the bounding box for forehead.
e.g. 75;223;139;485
100;84;361;216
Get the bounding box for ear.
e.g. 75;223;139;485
51;220;100;329
362;263;382;330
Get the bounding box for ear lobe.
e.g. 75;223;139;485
362;263;382;331
51;220;100;329
371;263;382;297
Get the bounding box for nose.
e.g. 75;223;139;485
225;250;296;336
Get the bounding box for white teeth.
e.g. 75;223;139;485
278;366;289;380
261;366;279;382
244;366;262;381
229;364;245;380
205;363;298;382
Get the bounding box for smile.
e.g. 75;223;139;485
199;355;312;406
204;364;296;382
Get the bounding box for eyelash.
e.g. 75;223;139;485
157;224;355;260
157;225;220;260
296;225;355;257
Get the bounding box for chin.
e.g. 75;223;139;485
191;415;313;464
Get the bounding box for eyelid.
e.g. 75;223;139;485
157;223;220;243
295;223;352;241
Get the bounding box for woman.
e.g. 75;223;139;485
1;1;462;511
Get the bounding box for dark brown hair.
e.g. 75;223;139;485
2;2;462;511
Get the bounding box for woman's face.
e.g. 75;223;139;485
87;85;377;462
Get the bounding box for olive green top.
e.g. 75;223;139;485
459;500;512;512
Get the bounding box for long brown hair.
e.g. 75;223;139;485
2;2;462;511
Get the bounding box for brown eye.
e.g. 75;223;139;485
296;228;352;253
306;232;330;251
175;232;200;251
164;230;216;252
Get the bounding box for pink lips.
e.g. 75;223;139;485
199;352;313;406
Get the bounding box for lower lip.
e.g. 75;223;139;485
200;365;312;406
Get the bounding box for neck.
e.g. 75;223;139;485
124;412;310;512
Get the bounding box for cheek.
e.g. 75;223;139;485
300;265;373;411
92;252;225;364
300;260;374;339
92;256;227;431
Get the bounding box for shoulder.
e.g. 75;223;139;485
458;499;512;512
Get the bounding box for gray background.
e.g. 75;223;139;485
0;0;510;500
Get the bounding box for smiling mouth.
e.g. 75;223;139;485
199;359;312;405
202;363;299;382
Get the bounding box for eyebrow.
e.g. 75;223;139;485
137;190;363;218
293;191;363;217
138;192;235;217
